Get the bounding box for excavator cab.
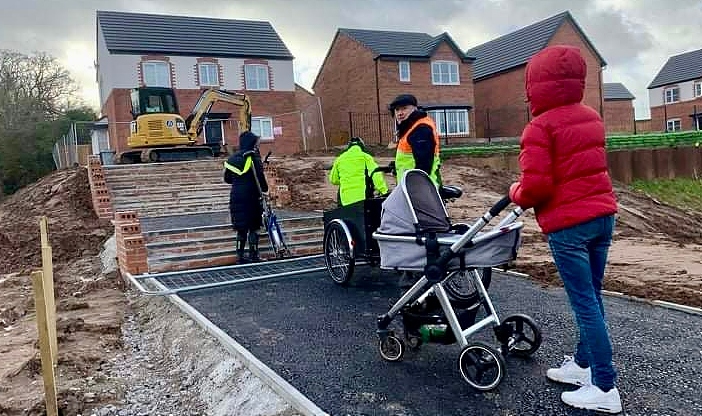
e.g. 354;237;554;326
118;87;251;164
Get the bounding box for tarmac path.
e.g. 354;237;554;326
180;268;702;416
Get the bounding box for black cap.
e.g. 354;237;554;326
388;94;418;112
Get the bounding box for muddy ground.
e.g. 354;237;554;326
1;156;701;415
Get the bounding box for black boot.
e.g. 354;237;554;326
236;231;249;264
248;231;260;262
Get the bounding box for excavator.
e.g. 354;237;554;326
117;87;252;163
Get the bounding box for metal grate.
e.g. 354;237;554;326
127;255;328;295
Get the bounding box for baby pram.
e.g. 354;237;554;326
372;169;542;391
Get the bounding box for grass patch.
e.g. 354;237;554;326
630;178;702;211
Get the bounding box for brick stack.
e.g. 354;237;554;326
87;156;113;219
113;211;148;275
264;162;291;207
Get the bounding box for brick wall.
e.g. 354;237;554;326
113;211;148;275
473;20;604;138
650;96;702;132
314;33;378;146
604;99;635;133
314;34;476;145
87;155;113;219
102;88;301;155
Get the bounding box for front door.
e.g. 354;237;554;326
204;119;224;145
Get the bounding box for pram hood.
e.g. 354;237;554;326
377;169;450;235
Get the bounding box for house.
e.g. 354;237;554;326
313;28;475;146
466;11;607;139
95;10;307;156
648;48;702;132
603;83;636;134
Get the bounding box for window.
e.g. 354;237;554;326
695;82;702;98
666;118;681;132
251;117;273;139
428;109;469;135
696;116;702;131
399;61;411;82
198;63;219;86
142;61;171;87
664;87;679;104
245;64;270;90
431;61;459;85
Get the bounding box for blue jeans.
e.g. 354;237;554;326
547;215;617;391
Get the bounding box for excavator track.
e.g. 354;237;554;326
117;146;215;164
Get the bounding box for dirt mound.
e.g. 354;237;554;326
0;167;113;274
276;159;337;211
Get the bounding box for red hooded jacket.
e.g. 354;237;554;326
508;45;617;234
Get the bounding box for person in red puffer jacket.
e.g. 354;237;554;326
509;45;622;414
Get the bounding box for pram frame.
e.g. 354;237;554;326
373;169;539;392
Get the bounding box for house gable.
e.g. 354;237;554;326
648;48;702;89
466;10;606;81
604;83;635;101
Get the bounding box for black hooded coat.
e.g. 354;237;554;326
224;132;268;230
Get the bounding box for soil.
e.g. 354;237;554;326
1;156;701;415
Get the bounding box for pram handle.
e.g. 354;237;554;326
489;195;512;217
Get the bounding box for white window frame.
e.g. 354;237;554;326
666;118;681;132
251;116;273;141
244;64;270;90
142;61;171;87
694;81;702;98
427;109;470;135
399;60;411;82
664;87;679;104
431;61;459;85
198;63;219;86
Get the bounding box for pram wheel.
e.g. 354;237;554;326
499;314;542;358
323;221;355;285
458;342;506;391
378;334;405;362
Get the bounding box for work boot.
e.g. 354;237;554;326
248;231;260;262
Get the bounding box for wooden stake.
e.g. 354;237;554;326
31;270;59;416
39;216;58;365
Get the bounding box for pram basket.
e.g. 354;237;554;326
372;169;542;392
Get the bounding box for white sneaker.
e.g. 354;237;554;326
561;385;622;414
546;355;592;386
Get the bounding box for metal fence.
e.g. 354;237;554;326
52;122;93;169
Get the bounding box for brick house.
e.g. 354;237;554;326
95;10;307;156
648;48;702;132
313;28;475;146
603;83;636;134
466;11;607;139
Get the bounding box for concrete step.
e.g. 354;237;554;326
146;227;324;257
109;184;230;197
112;193;229;207
105;173;224;188
147;239;323;273
103;159;225;173
143;216;324;244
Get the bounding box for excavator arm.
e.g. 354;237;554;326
184;89;252;139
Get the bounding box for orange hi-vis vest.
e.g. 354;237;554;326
395;116;441;185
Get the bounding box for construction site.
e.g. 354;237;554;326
0;147;701;415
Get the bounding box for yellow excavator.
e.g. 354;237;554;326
118;87;251;163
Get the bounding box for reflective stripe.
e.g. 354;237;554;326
224;156;252;175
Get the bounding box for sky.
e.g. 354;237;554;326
3;0;701;119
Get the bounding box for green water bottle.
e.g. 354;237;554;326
419;324;448;343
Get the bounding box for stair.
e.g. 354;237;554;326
143;213;324;273
102;159;230;218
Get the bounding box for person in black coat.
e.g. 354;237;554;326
224;131;268;263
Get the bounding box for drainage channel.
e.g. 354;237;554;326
126;254;330;295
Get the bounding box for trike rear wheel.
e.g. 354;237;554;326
323;221;355;285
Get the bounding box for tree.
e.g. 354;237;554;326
0;50;87;196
